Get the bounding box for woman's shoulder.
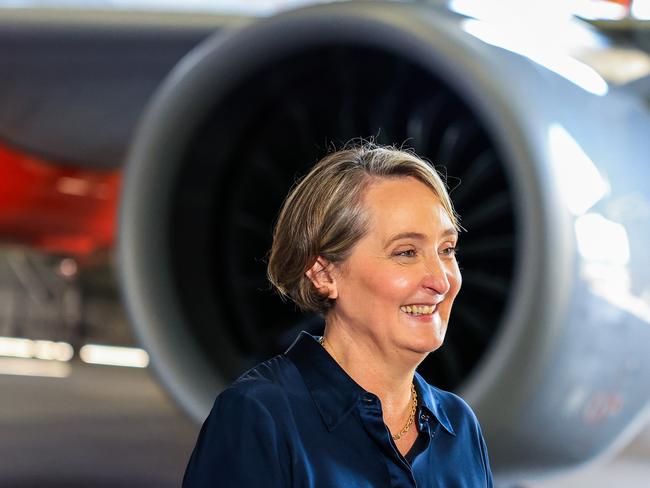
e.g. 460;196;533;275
213;353;298;412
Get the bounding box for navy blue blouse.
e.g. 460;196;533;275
183;331;493;487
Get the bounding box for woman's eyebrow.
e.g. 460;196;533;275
383;232;426;248
442;228;459;238
383;228;458;249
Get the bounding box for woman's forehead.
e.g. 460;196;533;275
358;177;455;245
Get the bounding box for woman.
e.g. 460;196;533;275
183;143;493;487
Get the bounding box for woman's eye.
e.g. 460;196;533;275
440;246;457;257
395;249;416;257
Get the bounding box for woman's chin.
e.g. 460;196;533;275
425;335;446;353
403;329;446;355
400;316;447;350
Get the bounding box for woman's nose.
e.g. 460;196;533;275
422;257;451;295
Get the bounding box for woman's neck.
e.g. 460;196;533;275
320;321;423;424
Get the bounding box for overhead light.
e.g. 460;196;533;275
79;344;150;368
0;336;74;362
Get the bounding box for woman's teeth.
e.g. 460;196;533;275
400;305;435;315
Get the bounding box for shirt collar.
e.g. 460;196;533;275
414;371;455;436
284;331;455;436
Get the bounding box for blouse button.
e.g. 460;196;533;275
420;413;430;421
362;395;376;404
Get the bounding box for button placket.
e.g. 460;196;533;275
417;408;433;437
357;395;417;488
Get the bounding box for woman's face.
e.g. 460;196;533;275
329;176;461;355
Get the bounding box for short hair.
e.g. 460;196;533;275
267;141;459;314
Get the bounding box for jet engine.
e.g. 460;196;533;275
118;1;650;482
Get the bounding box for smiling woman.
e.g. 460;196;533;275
182;142;493;487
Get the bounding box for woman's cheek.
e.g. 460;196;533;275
385;275;412;293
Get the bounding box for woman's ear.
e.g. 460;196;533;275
305;257;338;300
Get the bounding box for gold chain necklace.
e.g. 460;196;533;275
318;336;418;440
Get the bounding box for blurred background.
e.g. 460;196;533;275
1;0;650;486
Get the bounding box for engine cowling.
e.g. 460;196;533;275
118;2;650;482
